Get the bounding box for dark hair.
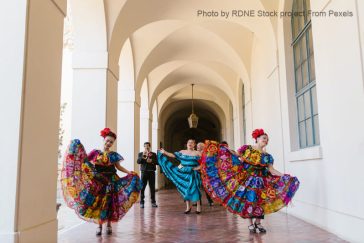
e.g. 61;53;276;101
100;128;117;139
254;134;268;143
221;141;228;145
187;138;196;143
144;142;151;146
106;132;117;139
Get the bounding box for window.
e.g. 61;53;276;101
292;0;319;148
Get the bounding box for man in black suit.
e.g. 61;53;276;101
137;142;158;208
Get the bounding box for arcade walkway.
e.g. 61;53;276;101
58;190;345;243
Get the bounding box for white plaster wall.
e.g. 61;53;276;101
152;103;162;189
0;1;65;242
106;71;119;143
17;1;65;240
70;0;111;152
140;79;151;151
117;97;140;172
277;0;364;242
70;0;106;52
248;35;285;173
117;38;140;172
59;49;73;162
0;0;28;237
71;69;108;151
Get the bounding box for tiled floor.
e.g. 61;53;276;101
58;189;346;243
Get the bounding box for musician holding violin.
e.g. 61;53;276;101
137;142;159;208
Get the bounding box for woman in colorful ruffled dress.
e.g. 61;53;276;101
200;129;300;233
61;128;142;236
158;139;202;214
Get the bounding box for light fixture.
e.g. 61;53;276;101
188;84;199;128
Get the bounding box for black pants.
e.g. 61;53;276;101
140;171;156;204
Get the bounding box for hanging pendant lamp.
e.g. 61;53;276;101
188;84;199;128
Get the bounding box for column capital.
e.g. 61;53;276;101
152;121;159;130
118;89;141;105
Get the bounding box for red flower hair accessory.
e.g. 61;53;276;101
252;129;266;140
100;128;117;139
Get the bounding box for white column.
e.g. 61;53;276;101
233;102;244;147
152;120;162;189
233;79;244;147
117;90;140;172
106;70;119;148
71;52;119;151
226;101;235;148
0;1;65;242
152;121;159;153
140;108;152;151
70;0;115;152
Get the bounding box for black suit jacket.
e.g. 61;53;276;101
137;151;158;171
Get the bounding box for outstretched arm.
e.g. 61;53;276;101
268;164;283;176
229;149;239;156
115;160;131;174
159;148;176;158
193;165;201;171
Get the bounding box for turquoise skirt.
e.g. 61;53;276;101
157;151;201;202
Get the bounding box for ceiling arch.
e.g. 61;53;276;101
148;62;235;111
157;84;230;121
133;23;249;93
107;0;277;77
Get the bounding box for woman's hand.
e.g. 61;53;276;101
272;171;284;177
193;165;201;171
268;165;283;176
228;149;238;156
115;161;133;174
159;149;176;158
159;148;165;154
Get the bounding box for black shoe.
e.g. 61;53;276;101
96;226;102;236
254;223;266;233
152;203;158;208
106;226;112;235
196;210;201;214
248;224;256;233
184;208;192;214
140;203;144;208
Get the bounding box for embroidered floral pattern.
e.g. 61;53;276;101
61;139;142;224
200;140;300;218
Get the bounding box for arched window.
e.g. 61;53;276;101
292;0;319;148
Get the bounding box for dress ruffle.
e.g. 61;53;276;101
60;139;142;224
157;151;201;202
200;140;300;218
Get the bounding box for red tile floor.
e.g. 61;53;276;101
58;189;346;243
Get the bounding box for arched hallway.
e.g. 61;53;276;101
58;190;345;243
162;100;222;151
